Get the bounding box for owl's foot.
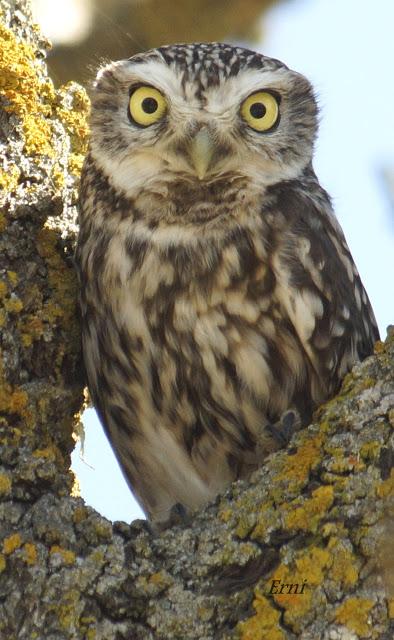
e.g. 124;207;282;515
153;502;191;532
168;502;191;526
266;409;301;447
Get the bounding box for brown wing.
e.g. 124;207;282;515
267;172;379;400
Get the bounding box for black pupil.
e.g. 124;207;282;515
142;97;158;114
250;102;266;119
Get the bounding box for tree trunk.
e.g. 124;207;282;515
1;2;393;638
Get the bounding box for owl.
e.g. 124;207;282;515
76;43;379;528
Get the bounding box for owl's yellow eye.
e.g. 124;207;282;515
240;91;279;132
128;86;167;127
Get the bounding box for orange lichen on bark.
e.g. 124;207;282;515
3;533;22;555
50;545;76;565
53;82;90;166
275;433;325;489
238;590;285;640
283;485;334;532
0;355;29;418
0;20;89;193
0;21;54;156
0;473;11;497
327;537;359;588
0;164;20;193
335;597;374;637
23;543;38;565
271;547;330;632
36;227;79;332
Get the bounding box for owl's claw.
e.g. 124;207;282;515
152;502;191;532
168;502;191;526
266;409;301;447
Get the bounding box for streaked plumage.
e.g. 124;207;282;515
76;43;379;526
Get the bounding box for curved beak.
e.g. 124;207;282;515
188;127;215;180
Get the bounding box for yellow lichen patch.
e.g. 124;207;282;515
73;506;88;524
0;164;20;193
0;426;21;448
42;300;63;324
271;547;330;632
80;618;98;640
237;590;285;640
0;473;11;497
6;271;19;287
219;507;233;523
89;549;105;565
4;295;23;314
8;388;28;417
36;226;79;330
23;112;53;156
52;589;81;631
0;356;29;418
326;450;365;474
327;537;359;588
0;22;54;156
149;572;167;586
10;388;28;412
388;599;394;618
136;570;173;597
0;281;8;299
294;547;331;584
23;543;38;565
373;340;385;354
284;485;334;532
3;533;22;555
276;433;324;490
68;152;84;176
71;474;81;497
0;212;7;232
335;597;374;637
0;553;6;572
33;447;56;459
235;519;254;540
54;83;90;167
51;164;66;191
197;606;214;622
50;545;76;565
19;315;44;347
336;371;376;398
251;501;279;542
93;520;112;541
377;469;394;498
320;472;348;491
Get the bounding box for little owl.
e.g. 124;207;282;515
76;43;379;528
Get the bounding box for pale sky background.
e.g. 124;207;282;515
67;0;394;523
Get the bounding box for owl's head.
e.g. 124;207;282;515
89;43;318;199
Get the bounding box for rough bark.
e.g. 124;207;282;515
1;2;393;639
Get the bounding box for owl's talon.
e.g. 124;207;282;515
169;502;190;526
153;502;191;532
266;409;301;447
